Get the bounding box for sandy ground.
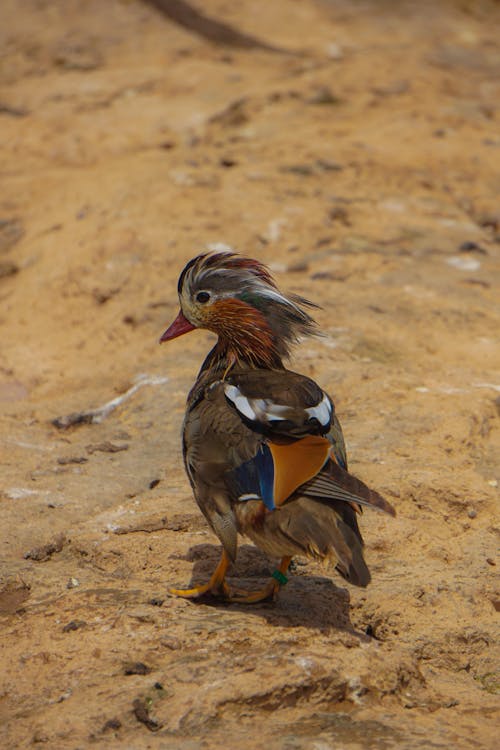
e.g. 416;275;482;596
1;1;499;747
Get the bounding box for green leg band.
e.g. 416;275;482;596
271;570;288;586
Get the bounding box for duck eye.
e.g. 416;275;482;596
196;291;210;304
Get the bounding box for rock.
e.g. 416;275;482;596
62;620;86;632
24;534;67;562
132;697;162;732
372;80;410;97
458;241;487;254
325;42;344;60
446;256;481;271
209;98;249;127
0;580;30;615
101;718;121;733
52;34;103;71
85;441;129;454
0;219;24;254
306;86;342;105
124;662;152;676
0;261;19;278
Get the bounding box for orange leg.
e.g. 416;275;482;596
169;549;232;599
228;556;292;604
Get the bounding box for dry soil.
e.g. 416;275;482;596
0;1;499;748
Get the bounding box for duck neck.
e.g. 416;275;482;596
202;300;285;372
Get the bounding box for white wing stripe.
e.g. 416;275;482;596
224;385;257;421
225;384;332;427
252;399;288;422
305;393;332;426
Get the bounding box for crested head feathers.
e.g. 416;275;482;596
172;251;318;367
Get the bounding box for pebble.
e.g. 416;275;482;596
149;597;164;606
0;261;19;278
62;620;86;632
325;42;343;60
287;260;309;273
124;662;151;676
446;256;481;271
306;86;341;106
102;718;122;732
0;217;25;252
459;241;487;254
160;636;182;650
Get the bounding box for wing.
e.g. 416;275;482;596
224;368;334;440
224;369;333;508
183;379;262;560
300;460;396;516
224;369;395;517
227;436;332;510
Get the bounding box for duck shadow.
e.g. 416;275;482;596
171;542;369;639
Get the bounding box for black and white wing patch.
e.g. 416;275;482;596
305;393;333;427
223;383;333;438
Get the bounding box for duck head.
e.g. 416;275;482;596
160;251;318;368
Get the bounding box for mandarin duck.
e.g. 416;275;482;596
160;251;394;603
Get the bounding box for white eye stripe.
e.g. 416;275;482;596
254;285;301;310
305;393;332;426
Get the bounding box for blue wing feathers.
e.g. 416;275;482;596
230;445;276;510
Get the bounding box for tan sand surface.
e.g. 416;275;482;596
0;1;498;747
